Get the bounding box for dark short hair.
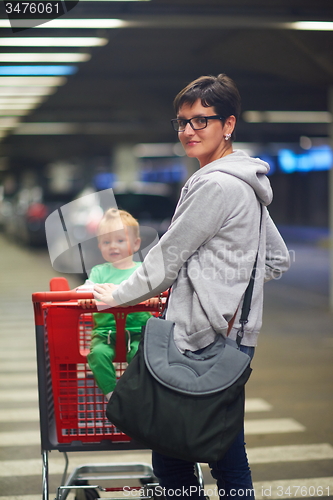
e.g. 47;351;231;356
173;74;241;141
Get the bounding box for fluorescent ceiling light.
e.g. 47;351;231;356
13;121;145;134
0;66;77;76
0;38;108;47
0;109;31;116
0;96;45;105
1;17;332;31
243;111;332;123
0;53;91;62
0;86;57;96
0;117;20;128
6;19;128;29
14;122;79;134
0;103;39;109
0;76;66;86
134;143;184;157
290;21;333;31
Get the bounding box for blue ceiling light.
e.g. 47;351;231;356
0;65;78;76
278;146;332;173
278;149;297;173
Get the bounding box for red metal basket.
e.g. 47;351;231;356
32;285;165;445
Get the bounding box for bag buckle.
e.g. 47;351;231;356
236;320;248;347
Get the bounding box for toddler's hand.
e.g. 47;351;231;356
78;298;96;309
146;297;160;306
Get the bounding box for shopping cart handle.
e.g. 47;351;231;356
32;289;168;304
32;290;95;302
32;289;168;333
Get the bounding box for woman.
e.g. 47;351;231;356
93;74;290;499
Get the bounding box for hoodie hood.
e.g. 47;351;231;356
192;149;273;206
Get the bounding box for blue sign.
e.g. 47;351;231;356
278;146;332;173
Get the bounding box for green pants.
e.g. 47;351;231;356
87;330;141;395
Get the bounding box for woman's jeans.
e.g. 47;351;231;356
152;345;255;500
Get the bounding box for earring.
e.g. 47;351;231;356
225;133;231;141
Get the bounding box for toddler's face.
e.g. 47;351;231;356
98;224;140;265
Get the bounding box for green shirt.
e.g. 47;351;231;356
89;262;151;337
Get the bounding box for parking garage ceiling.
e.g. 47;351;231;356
0;0;333;166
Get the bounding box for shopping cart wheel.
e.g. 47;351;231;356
74;479;100;500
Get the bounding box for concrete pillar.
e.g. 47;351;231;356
328;87;333;310
112;143;139;185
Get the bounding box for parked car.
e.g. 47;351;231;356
3;187;75;247
0;186;15;232
113;181;176;237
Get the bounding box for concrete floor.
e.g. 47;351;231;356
0;233;332;500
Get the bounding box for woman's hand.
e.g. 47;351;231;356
93;283;120;307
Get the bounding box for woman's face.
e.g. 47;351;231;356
177;99;235;168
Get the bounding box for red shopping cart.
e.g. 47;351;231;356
32;277;170;500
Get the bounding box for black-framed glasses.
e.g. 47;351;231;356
171;115;223;132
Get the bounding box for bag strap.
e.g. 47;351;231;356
235;203;263;346
159;288;171;319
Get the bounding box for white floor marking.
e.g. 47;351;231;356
0;389;38;402
247;443;333;463
0;350;36;360
0;408;39;422
0;453;152;477
0;361;37;372
0;373;37;386
0;430;40;446
245;398;273;412
245;418;305;435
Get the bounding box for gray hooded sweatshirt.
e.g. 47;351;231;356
113;150;290;351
